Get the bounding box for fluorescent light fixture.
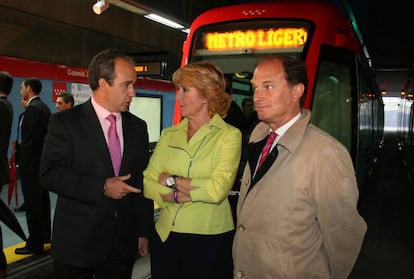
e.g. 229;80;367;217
144;13;184;29
109;0;148;15
93;0;109;15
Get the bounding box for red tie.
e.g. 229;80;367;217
106;114;122;176
257;132;277;171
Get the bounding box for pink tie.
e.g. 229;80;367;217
257;132;277;171
106;114;122;176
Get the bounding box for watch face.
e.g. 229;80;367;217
166;176;175;187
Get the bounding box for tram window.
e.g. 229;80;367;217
129;95;162;143
311;46;353;151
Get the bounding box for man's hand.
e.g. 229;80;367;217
138;237;149;257
104;174;141;199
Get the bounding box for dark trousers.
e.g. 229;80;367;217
53;255;133;279
150;230;234;279
19;164;51;249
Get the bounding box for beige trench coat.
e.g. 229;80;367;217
233;109;367;279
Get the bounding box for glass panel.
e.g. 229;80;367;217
311;47;353;151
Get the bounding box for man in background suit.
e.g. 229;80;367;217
15;78;51;255
0;71;14;278
0;71;13;197
55;92;74;112
40;48;154;279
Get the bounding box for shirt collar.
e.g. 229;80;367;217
273;112;301;137
27;95;39;104
91;96;121;120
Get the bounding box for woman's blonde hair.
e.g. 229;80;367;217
172;62;231;118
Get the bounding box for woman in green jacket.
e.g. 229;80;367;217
144;62;242;279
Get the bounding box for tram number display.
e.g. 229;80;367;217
135;61;165;77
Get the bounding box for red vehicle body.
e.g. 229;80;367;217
176;1;384;188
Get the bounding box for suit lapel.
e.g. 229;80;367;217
119;112;132;175
81;100;114;176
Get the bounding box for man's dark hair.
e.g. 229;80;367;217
88;48;135;91
24;78;42;95
0;71;13;95
59;93;75;107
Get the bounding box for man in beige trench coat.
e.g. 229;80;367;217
233;54;367;279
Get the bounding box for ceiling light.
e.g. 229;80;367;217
93;0;109;15
144;13;184;29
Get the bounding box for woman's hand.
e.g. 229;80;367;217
159;177;199;203
158;172;171;185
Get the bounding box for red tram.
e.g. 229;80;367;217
175;1;384;189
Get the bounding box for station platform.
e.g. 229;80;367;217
0;183;151;279
349;132;414;278
1;131;414;278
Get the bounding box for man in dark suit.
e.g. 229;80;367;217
40;48;154;279
15;78;51;255
0;71;14;278
0;71;13;197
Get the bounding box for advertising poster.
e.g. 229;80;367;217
71;83;93;105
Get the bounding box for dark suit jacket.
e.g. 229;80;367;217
0;96;13;186
19;97;50;179
40;99;154;267
14;112;24;165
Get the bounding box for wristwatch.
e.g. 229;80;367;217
165;175;178;187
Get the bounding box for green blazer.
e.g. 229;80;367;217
144;114;242;241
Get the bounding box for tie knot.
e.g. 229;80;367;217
266;132;277;144
106;114;116;124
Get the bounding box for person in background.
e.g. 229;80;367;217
223;77;248;135
144;62;241;279
233;54;367;279
55;92;74;112
40;48;154;279
223;79;248;223
241;97;258;133
0;71;14;278
15;78;51;255
241;97;253;121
